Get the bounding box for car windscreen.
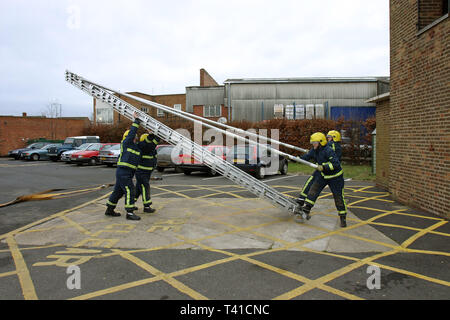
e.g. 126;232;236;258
101;144;118;151
157;146;174;155
75;143;91;150
86;143;102;151
64;138;75;144
41;144;56;149
27;143;41;149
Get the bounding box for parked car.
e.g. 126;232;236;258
8;142;52;160
60;143;93;163
71;143;118;166
227;145;288;179
22;144;63;161
155;145;180;172
177;145;228;176
48;136;100;161
99;144;121;167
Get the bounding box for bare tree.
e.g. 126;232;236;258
42;100;62;118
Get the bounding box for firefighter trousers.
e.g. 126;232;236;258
135;170;153;207
107;167;136;212
304;174;347;217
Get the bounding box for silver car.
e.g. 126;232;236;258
99;144;121;167
60;143;93;163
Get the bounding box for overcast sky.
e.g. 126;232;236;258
0;0;389;118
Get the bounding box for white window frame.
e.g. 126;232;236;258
95;100;114;124
157;108;165;117
203;105;221;118
174;104;182;111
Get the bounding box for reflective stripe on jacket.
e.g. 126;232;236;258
301;145;343;179
117;120;141;170
136;134;160;172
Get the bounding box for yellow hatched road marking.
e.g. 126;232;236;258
0;271;17;278
6;236;38;300
114;249;209;300
274;250;398;300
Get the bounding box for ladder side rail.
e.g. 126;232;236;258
66;74;298;214
68;71;315;168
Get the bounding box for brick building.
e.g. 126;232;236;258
371;1;449;218
93;92;186;127
93;69;219;126
0;114;90;156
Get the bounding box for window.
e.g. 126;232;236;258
417;0;449;31
204;105;221;118
174;104;182;111
141;106;149;113
157;108;165;117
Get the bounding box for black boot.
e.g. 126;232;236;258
295;197;305;207
143;206;156;214
340;215;347;228
126;212;141;221
105;205;121;217
302;205;312;221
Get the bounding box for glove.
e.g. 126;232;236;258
317;165;324;172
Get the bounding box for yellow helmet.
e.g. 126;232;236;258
327;130;342;142
122;130;130;141
310;132;327;147
140;133;149;142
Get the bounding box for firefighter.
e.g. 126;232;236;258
295;134;326;207
105;112;142;221
327;130;342;162
296;132;348;228
134;132;160;213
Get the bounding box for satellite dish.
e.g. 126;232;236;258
218;117;228;124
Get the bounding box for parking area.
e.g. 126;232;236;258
0;158;449;301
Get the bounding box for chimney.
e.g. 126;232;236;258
22;112;27;117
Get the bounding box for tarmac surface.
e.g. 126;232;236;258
0;158;449;301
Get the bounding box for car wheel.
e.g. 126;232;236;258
280;161;288;175
256;166;266;179
157;166;165;173
106;164;113;167
183;169;192;176
89;157;98;166
31;154;40;161
208;168;217;177
175;167;183;173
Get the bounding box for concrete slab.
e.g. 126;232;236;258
11;197;400;254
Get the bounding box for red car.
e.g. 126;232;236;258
177;145;227;176
71;143;119;166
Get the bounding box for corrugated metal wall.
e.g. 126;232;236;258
228;82;378;122
186;87;225;113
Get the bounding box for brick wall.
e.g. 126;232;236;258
112;92;187;126
390;0;449;218
375;99;391;190
200;69;219;87
193;105;229;122
0;116;90;156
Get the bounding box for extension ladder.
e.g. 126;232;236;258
65;71;307;217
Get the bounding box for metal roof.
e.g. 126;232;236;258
366;92;391;103
224;77;390;84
